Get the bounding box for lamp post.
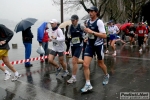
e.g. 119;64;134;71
60;0;63;23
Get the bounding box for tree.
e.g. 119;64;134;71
141;1;150;25
53;0;109;19
122;0;148;23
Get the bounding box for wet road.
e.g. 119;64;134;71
0;44;150;100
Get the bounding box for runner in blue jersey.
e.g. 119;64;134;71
81;6;109;92
67;15;85;83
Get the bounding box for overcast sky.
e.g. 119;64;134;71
0;0;87;22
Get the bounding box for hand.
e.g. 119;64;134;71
84;28;93;34
49;38;52;42
51;36;57;39
0;41;6;45
84;38;88;42
39;43;42;46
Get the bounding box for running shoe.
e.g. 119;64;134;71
4;73;11;81
61;71;69;78
102;74;110;85
67;77;76;83
81;84;93;92
11;74;22;82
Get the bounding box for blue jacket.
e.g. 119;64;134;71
37;22;47;43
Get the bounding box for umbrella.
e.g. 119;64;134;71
37;22;47;42
81;14;90;20
120;23;131;31
14;18;37;33
59;20;71;28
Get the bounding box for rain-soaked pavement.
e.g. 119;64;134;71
0;43;150;100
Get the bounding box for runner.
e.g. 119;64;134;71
107;20;120;56
142;22;149;47
135;22;147;52
67;15;85;83
0;24;21;81
48;19;69;77
128;23;136;47
105;22;110;54
81;6;109;92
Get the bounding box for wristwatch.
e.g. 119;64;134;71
92;32;95;35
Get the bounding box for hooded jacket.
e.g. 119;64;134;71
37;22;48;43
0;24;13;50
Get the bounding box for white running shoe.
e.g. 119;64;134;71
105;50;109;54
67;77;76;84
4;73;11;81
139;48;142;52
112;52;116;56
81;84;93;92
11;74;22;82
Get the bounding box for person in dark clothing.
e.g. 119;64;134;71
65;25;71;57
22;27;33;67
128;23;136;47
0;24;21;81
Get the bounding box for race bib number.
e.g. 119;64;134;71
130;31;134;34
139;30;143;34
88;34;95;39
72;37;80;44
53;42;59;46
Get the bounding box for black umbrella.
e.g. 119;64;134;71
14;18;37;33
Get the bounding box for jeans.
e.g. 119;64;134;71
23;43;32;66
40;42;48;57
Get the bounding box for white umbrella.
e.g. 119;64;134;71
59;20;72;28
81;14;90;20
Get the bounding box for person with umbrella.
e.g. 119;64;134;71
14;18;37;67
22;27;34;67
0;24;21;81
37;22;50;63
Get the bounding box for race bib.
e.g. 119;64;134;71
130;31;134;34
72;37;80;44
53;42;59;46
139;30;143;34
88;34;95;39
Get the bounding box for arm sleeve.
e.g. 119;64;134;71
0;25;14;43
97;20;106;33
80;24;86;38
67;26;71;38
115;25;119;31
52;28;65;42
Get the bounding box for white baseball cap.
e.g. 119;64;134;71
49;19;58;23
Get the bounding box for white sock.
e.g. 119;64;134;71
86;80;91;85
15;71;19;76
4;70;9;74
72;75;76;79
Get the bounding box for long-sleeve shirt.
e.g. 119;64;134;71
50;28;65;52
0;24;14;50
